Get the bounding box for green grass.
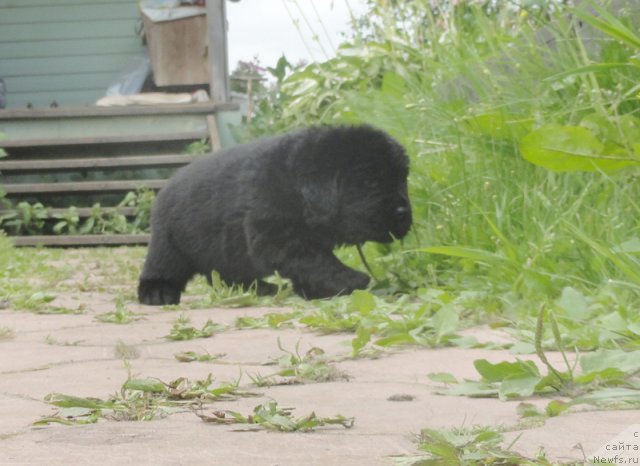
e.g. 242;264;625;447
246;0;640;351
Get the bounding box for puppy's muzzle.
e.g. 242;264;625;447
395;205;410;223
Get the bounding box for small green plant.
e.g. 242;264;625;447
401;426;553;466
234;311;300;330
185;139;211;155
52;207;80;235
117;187;155;233
429;307;640;411
196;400;354;432
1;201;48;235
96;296;143;324
250;340;345;387
166;315;222;341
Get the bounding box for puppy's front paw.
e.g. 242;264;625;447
138;279;182;305
341;269;370;294
292;268;370;299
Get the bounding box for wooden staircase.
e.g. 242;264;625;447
0;102;239;246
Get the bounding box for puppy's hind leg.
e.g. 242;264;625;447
138;235;193;305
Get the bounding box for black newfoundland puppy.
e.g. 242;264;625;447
138;125;412;305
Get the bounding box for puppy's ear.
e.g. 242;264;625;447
300;175;339;227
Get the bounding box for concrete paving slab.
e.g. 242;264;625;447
1;256;639;465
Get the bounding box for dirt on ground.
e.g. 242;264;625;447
0;250;638;465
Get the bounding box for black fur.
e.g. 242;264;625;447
138;125;412;305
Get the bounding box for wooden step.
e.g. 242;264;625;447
2;179;167;195
0;131;208;148
0;154;199;172
0;206;139;218
0;102;237;120
10;234;150;247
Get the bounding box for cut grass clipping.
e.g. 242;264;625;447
174;350;225;363
196;400;354;432
35;374;258;425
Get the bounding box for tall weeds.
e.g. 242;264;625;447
253;0;640;320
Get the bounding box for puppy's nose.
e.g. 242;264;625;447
395;205;410;221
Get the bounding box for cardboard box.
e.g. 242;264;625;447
142;12;208;86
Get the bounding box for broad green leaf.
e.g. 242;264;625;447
509;342;536;354
428;372;459;384
123;378;166;393
580;349;640;374
498;375;542;400
473;359;540;383
375;332;417;347
432;306;459;340
350;290;376;315
439;381;498;397
351;325;372;356
571;388;640;406
44;393;113;409
574;367;626;384
545;400;570;417
581;113;640;148
556;287;590;320
520;125;638;172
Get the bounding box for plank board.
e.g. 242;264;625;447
3;179;167;195
0;102;235;120
0;154;199;172
10;234;150;247
0;132;209;148
0;206;138;218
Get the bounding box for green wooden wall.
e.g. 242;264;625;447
0;0;145;109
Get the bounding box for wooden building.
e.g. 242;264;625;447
0;0;241;246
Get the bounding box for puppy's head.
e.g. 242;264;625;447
292;125;412;244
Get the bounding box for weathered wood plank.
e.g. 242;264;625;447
3;179;167;195
0;4;137;25
0;206;138;218
10;234;150;247
0;154;199;172
0;102;237;120
0;19;133;43
0;132;208;148
207;0;230;103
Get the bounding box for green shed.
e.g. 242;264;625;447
0;0;146;109
0;0;241;246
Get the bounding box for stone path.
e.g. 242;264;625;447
1;288;638;465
